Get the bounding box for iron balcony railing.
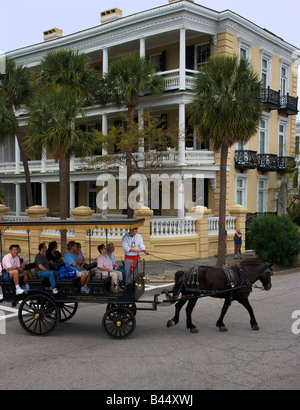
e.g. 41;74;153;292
234;150;258;172
279;94;299;115
276;156;296;173
260;87;280;110
257;153;278;173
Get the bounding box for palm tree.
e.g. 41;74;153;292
0;89;18;139
189;55;262;266
25;85;99;253
25;49;100;252
96;53;164;217
0;58;33;206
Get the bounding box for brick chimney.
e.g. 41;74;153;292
43;28;63;41
100;8;123;24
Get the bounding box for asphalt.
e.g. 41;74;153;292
144;250;258;282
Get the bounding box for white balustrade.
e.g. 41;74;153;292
208;216;236;235
150;216;196;237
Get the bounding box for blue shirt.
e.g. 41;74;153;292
64;252;80;271
107;251;117;265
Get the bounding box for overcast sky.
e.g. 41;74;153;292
0;0;299;52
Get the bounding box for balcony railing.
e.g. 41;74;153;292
260;87;280;110
257;154;278;173
0;150;215;175
276;156;296;174
235;150;258;172
279;94;299;115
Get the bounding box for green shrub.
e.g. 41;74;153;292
247;214;300;266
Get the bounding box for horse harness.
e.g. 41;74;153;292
183;265;250;294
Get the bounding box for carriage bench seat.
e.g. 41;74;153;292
89;276;112;295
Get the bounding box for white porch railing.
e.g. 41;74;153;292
208;216;236;235
150;216;197;237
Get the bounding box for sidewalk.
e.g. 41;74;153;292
145;250;257;282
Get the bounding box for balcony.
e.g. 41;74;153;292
276;156;296;174
234;150;258;172
279;94;299;116
257;154;277;173
260;87;280;110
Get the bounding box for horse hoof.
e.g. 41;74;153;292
252;325;259;330
190;327;199;333
167;320;175;328
219;326;228;332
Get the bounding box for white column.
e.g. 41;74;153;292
15;183;21;216
15;136;20;174
178;103;186;165
70;181;75;211
140;38;146;58
41;181;47;208
103;48;108;76
179;28;186;90
177;177;185;219
102;113;108;155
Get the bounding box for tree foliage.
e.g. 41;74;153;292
189;55;262;266
248;214;300;266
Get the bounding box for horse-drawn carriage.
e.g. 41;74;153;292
0;219;273;339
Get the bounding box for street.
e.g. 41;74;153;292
0;270;299;390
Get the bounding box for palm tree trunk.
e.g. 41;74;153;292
126;106;135;219
59;154;70;254
216;143;228;267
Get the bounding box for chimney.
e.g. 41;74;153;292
43;28;63;41
100;8;123;24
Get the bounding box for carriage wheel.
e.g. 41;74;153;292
18;293;59;336
58;302;78;322
102;306;136;339
107;303;137;316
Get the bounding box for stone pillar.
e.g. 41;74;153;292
26;205;49;220
228;204;248;253
186;205;211;258
0;204;10;221
134;206;153;260
25;205;49;257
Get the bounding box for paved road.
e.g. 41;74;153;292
0;270;299;391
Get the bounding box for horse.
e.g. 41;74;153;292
166;260;273;333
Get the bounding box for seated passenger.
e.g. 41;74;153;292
64;241;89;294
107;242;126;283
35;243;59;295
75;242;86;266
46;241;64;270
1;244;29;295
96;244;124;294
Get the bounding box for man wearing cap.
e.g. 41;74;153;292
121;227;150;285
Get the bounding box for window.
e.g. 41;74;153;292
87;182;97;210
149;51;166;72
196;43;210;70
280;64;289;96
259;118;269;154
278;121;288;157
239;42;251;62
0;135;15;163
257;178;268;213
235;175;249;208
261;54;271;89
